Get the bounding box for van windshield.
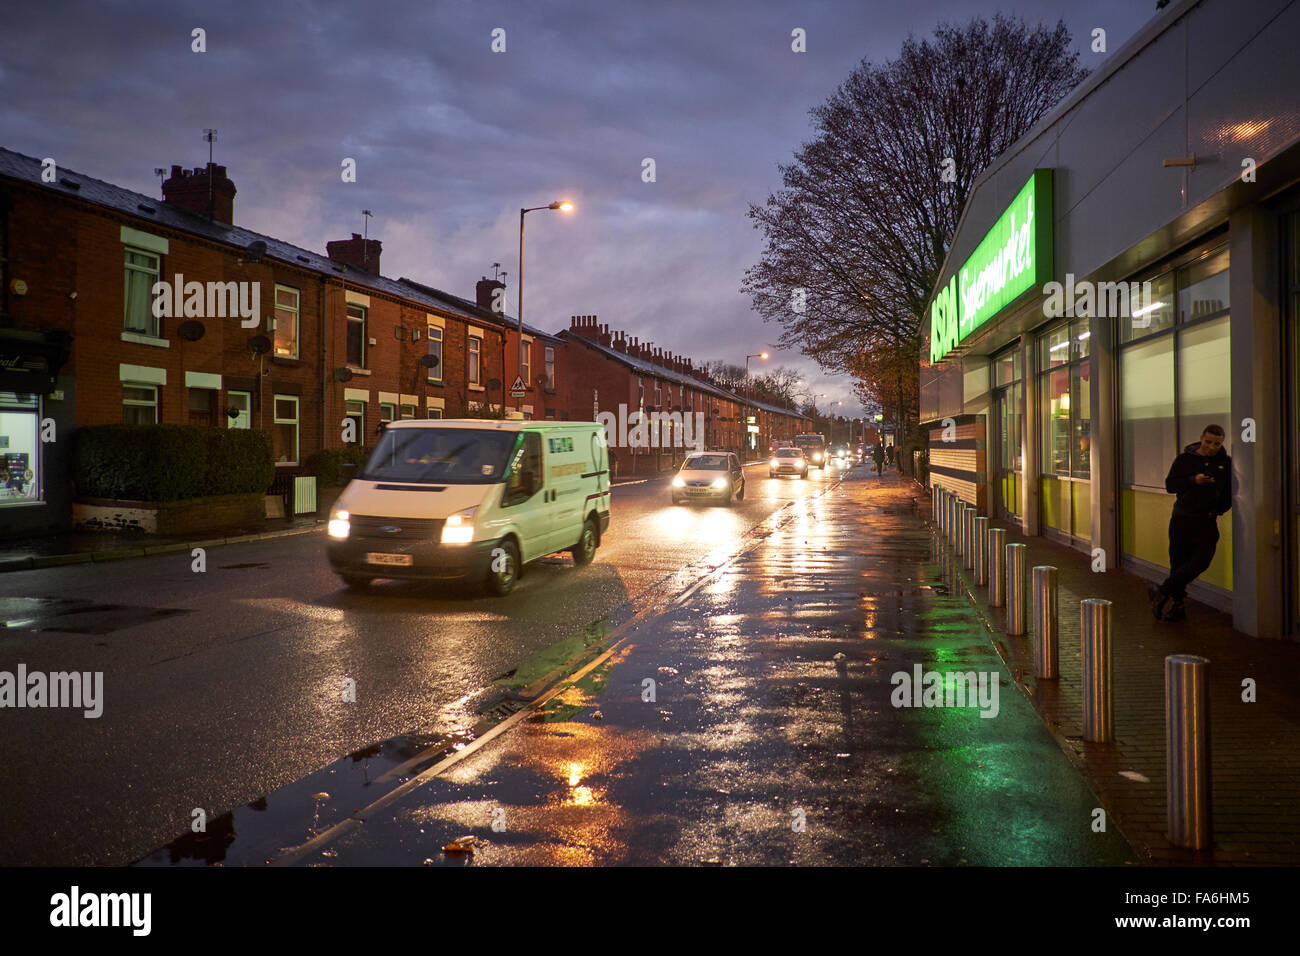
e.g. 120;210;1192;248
360;428;518;484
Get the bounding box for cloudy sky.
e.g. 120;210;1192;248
1;0;1156;414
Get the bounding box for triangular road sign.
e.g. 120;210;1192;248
510;375;526;392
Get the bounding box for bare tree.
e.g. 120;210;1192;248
742;14;1088;432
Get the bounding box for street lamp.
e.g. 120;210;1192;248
745;352;769;376
518;200;574;411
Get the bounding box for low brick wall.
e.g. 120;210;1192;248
73;492;267;535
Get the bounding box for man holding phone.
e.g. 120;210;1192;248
1150;424;1232;622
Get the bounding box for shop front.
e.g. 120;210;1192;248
0;328;72;535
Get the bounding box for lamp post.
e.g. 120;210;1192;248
518;200;573;412
745;352;769;376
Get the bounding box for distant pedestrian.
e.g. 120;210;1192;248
872;444;885;474
1150;425;1232;622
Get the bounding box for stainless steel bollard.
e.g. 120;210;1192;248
956;504;967;560
1032;566;1059;679
948;493;959;547
1005;543;1027;635
1166;654;1212;849
988;528;1006;606
964;506;977;570
1081;599;1114;742
973;516;989;586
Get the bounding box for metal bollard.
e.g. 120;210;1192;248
948;493;959;548
1166;654;1212;849
1080;599;1114;743
964;506;977;570
1005;543;1027;635
956;504;967;560
1032;566;1059;679
973;516;989;585
988;528;1006;606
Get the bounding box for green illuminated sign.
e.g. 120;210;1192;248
929;169;1053;364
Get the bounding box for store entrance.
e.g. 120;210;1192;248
993;382;1023;520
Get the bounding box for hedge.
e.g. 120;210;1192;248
303;445;369;487
72;425;275;501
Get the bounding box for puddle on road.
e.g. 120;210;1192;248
0;596;194;635
134;731;472;866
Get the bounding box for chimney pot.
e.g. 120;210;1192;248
327;234;383;275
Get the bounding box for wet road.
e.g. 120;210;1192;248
147;471;1136;867
0;459;841;865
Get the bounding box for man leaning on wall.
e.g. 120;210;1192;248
1150;424;1232;623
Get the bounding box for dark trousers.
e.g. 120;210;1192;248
1160;512;1220;600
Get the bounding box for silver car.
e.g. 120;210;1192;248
671;452;746;506
769;447;808;479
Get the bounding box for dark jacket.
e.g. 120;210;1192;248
1165;443;1231;517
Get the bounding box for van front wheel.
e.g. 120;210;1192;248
571;517;598;566
485;540;520;596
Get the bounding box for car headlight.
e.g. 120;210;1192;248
328;509;350;539
441;506;477;545
711;477;728;489
672;476;685;487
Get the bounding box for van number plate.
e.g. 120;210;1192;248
366;552;413;566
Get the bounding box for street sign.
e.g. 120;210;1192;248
509;375;526;399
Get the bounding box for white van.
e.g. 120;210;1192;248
327;420;610;596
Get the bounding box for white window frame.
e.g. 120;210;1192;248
427;324;444;383
273;394;299;465
520;337;532;389
347;303;367;368
345;399;365;444
545;345;555;390
123;382;159;424
124;246;161;337
274;284;300;359
427;407;443;419
469;333;482;386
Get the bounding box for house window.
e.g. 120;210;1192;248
347;303;367;367
274;285;300;358
345;400;364;443
380;402;396;426
427;407;443;420
273;395;299;464
124;247;161;337
469;334;482;385
227;390;251;429
400;404;416;420
520;339;531;388
188;387;216;427
427;325;443;382
123;383;158;424
545;345;555;390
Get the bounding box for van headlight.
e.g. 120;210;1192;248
671;476;685;487
770;458;779;467
441;506;477;545
328;509;350;539
711;477;727;489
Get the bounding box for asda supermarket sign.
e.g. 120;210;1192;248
929;169;1053;364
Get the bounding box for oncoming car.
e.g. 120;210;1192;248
769;446;808;478
326;420;610;596
671;452;746;506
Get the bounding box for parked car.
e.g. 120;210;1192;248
769;447;809;479
671;451;746;506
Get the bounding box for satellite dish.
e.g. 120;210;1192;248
177;320;205;342
247;334;272;355
243;239;268;263
333;367;353;382
419;354;440;369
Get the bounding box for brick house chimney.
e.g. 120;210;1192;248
478;277;507;313
161;163;236;224
599;323;611;346
326;233;382;274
